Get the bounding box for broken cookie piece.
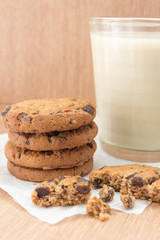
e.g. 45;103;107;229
89;164;160;202
99;185;115;202
120;194;135;209
87;196;111;221
32;175;91;207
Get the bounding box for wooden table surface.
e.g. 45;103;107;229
0;103;160;240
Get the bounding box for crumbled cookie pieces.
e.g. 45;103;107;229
120;194;135;209
87;196;111;221
99;185;115;202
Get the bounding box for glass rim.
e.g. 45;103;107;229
89;17;160;26
89;17;160;21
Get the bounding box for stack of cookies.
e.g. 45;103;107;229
1;98;98;181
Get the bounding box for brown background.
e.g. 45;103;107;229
0;0;160;104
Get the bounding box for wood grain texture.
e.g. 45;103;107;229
0;0;94;103
0;102;160;239
0;0;160;104
88;0;160;17
0;104;8;134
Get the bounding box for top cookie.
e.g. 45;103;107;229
1;98;96;133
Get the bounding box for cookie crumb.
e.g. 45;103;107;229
99;185;115;202
87;196;111;221
120;194;135;209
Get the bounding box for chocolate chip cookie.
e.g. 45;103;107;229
5;140;96;169
89;164;160;202
99;185;115;202
120;194;135;209
32;176;91;207
7;158;93;181
87;196;111;221
1;98;96;133
8;122;98;151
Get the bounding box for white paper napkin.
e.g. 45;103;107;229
0;133;159;224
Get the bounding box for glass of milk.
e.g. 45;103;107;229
90;18;160;160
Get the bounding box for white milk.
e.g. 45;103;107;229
91;32;160;151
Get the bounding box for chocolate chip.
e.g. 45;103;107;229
23;149;28;154
17;153;21;159
156;172;160;179
77;178;91;187
20;113;28;118
145;196;150;200
76;186;90;194
126;172;138;180
99;167;104;170
8;124;11;128
59;151;64;159
113;187;120;192
87;142;93;149
131;177;143;187
1;106;11;117
48;136;52;143
93;178;102;188
109;189;114;195
36;187;49;198
47;180;58;185
148;177;156;185
101;188;114;202
126;197;132;207
102;196;110;202
57;111;62;113
77;177;88;183
20;113;32;122
27;116;32;121
47;131;59;138
24;134;32;139
61;184;65;189
49;112;53;115
69;120;72;124
46;151;53;156
83;105;94;116
25;140;30;145
59;176;66;181
48;180;58;185
76;108;80;110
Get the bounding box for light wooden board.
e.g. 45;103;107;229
0;103;160;240
0;0;160;103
